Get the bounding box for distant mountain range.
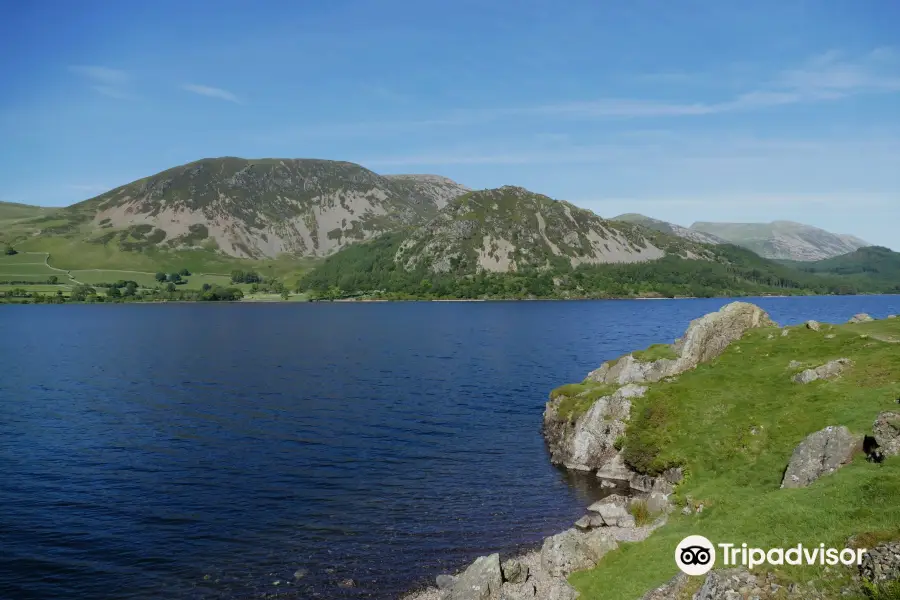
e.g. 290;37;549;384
2;157;891;300
613;214;872;262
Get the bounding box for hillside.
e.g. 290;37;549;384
613;213;725;245
787;246;900;280
6;158;469;260
0;201;57;246
690;220;871;261
298;187;882;299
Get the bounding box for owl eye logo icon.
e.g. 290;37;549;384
675;535;716;576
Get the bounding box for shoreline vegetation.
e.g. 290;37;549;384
404;304;900;600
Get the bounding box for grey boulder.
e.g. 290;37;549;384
873;412;900;457
781;425;858;488
447;554;502;600
849;313;875;323
540;528;617;577
806;320;821;331
792;358;852;384
436;574;458;590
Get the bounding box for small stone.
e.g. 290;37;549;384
788;360;803;369
826;334;836;339
293;569;308;580
888;315;897;319
848;313;875;323
782;328;790;337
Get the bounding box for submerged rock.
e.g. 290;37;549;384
792;358;852;384
781;425;858;488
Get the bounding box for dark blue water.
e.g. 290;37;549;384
1;296;898;600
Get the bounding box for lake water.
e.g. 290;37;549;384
2;296;899;600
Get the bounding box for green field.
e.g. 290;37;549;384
0;263;60;276
562;317;900;599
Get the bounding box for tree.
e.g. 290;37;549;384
155;272;167;282
3;245;17;256
165;282;176;292
230;270;245;284
280;289;291;300
48;276;58;285
178;268;191;276
168;273;182;283
106;286;121;298
124;282;137;296
201;283;212;292
70;285;96;301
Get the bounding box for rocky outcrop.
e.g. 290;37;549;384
446;554;503;600
872;412;900;457
540;528;617;578
587;302;774;385
849;313;875;323
792;358;852;384
860;542;900;584
781;426;858;488
500;559;528;585
545;302;773;487
544;384;645;470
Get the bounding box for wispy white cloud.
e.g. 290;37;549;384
181;83;241;103
69;65;134;99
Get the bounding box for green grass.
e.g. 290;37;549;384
0;284;70;293
632;343;679;362
0;262;59;275
0;252;51;265
568;319;900;599
550;382;618;421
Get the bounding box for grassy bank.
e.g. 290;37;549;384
567;317;900;598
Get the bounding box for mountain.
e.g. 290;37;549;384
299;187;875;299
689;220;871;261
787;246;900;283
392;187;714;273
12;158;469;259
613;213;725;245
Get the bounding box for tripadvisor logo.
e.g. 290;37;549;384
675;536;867;576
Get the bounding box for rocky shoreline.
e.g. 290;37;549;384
401;304;900;600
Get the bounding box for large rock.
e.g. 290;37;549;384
849;313;875;323
544;385;645;471
540;529;617;577
586;496;634;527
447;554;503;600
792;358;852;384
781;426;858;488
860;542;900;584
587;302;775;386
806;320;822;331
564;384;645;470
872;412;900;457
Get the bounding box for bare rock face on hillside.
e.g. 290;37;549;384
781;426;859;489
586;302;775;385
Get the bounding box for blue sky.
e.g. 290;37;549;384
2;0;899;248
